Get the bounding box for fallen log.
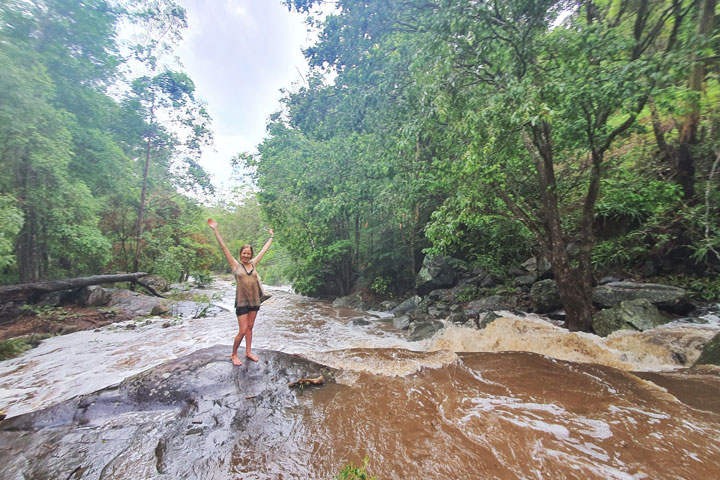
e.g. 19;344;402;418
0;273;148;303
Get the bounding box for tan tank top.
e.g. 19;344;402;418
232;262;261;307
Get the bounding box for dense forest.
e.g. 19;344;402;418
0;0;285;287
1;1;719;332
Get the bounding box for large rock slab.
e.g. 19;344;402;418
592;281;692;313
592;299;672;337
463;295;518;318
332;293;370;311
407;320;444;342
415;256;457;296
530;279;562;313
694;332;720;366
106;288;169;317
0;347;337;480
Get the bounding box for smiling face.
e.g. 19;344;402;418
239;245;253;263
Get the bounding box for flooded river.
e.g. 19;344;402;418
1;280;719;479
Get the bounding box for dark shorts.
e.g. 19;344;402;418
235;306;260;316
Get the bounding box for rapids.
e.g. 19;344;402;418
1;280;719;479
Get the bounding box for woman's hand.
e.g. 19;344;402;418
207;219;217;230
269;228;274;237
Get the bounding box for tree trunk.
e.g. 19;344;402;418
675;0;716;199
529;123;595;332
0;272;149;303
133;94;156;276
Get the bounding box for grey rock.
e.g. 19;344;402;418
379;300;401;311
77;286;112;307
592;299;672;337
530;280;562;314
694;332;720;366
592;281;692;313
142;275;171;293
392;295;422;316
332;293;370;311
478;311;502;329
463;295;517;317
408;320;445;342
392;315;411;330
448;312;466;324
415;255;457;296
107;289;169;317
0;348;337;479
350;318;370;326
514;275;537;287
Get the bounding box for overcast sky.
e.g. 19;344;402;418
174;0;312;192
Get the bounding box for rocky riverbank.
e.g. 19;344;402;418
333;255;720;367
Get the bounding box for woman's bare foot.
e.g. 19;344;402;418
245;352;259;362
231;355;242;366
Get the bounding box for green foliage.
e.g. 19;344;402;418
0;338;34;361
662;275;720;302
0;195;23;271
336;456;376;480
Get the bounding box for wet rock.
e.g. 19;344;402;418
427;304;450;318
415;255;457;296
392;315;410;330
478;311;502;329
694;332;720;366
150;304;170;316
107;289;169;317
142;275;171;293
448;312;466;324
407;320;444;342
0;347;337;479
392;295;421;316
332;293;370;311
463;295;518;318
592;281;693;314
379;300;401;311
514;275;537;287
350;318;371;326
592;299;672;337
530;279;562;313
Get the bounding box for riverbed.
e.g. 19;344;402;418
1;280;719;479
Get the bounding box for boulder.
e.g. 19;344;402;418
448;312;466;324
332;293;370;311
142;275;171;293
513;275;537;287
0;347;337;479
478;311;502;329
407;320;444;342
415;255;457;296
530;280;562;314
392;295;421;316
592;281;693;313
463;295;518;318
379;300;401;311
392;315;411;330
694;332;720;366
592;299;672;337
76;286;112;307
107;289;169;317
350;318;370;326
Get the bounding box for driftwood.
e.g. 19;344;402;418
288;376;324;389
0;273;148;303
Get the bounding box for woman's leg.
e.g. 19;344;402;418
232;313;249;366
244;310;259;361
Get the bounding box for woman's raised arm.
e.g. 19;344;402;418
252;228;274;266
208;219;238;270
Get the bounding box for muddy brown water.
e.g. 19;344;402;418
1;282;719;479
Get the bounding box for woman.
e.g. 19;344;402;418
208;219;274;366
